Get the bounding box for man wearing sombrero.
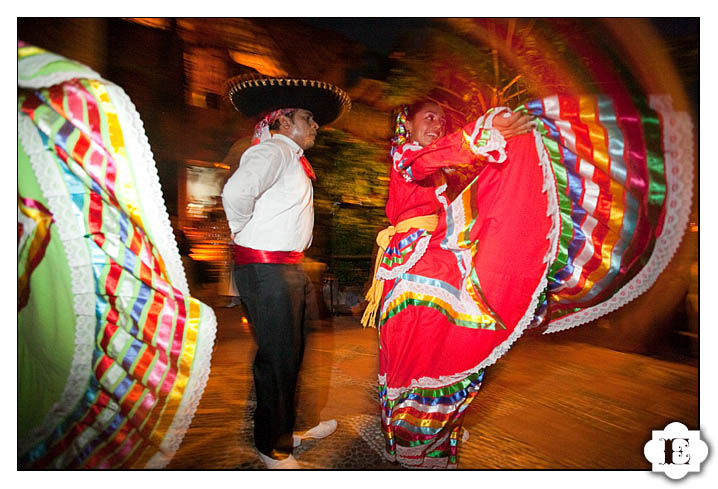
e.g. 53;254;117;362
222;74;351;469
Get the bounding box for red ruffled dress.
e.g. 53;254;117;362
373;96;693;468
377;109;554;468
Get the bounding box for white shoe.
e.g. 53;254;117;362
292;419;338;448
257;451;301;469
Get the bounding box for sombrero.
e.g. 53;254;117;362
226;74;351;126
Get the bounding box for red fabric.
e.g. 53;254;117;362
299;155;316;181
231;244;304;265
379;134;553;388
386;124;477;225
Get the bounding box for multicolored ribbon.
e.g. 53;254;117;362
17;196;54;311
18;43;216;469
380;370;484;468
521;94;669;326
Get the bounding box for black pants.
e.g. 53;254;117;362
234;263;312;458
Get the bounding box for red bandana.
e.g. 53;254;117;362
252;108;317;181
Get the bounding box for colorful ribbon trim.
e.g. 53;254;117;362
522;94;667;322
18;43;215;469
381;370;484;468
361;214;439;328
17;196;54;311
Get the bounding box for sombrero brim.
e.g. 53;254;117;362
227;75;351;126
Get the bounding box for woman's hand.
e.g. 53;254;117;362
493;111;535;139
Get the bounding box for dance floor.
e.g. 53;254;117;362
166;297;699;471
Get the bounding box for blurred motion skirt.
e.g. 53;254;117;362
18;43;217;469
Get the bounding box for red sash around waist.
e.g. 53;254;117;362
231;244;304;265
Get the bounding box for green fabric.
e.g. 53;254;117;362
17;141;78;439
17;47;97;83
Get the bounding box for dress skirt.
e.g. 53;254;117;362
376;95;694;468
18;43;217;469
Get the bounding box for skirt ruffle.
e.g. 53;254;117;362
377;94;693;468
18;43;217;469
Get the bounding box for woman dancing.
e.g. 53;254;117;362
362;94;692;468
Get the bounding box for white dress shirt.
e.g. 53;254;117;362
221;134;314;252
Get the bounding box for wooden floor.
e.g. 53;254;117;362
166;298;699;471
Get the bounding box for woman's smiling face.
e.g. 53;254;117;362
406;102;447;147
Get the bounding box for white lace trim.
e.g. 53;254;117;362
468;108;511;163
376;184;449;290
543;95;694;333
101;85;215;468
376;233;432;281
380;129;561;399
393;142;425;182
145;304;218;468
18;51;105;90
17;113;96;456
18;51;188;294
106;84;189;295
18;68;217;467
435;183;449;207
380;273;495;318
383;448;456;468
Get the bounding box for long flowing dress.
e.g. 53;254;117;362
375;97;693;468
17;43;217;469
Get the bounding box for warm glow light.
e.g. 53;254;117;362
189;245;228;262
228;50;287;77
126;18;171;30
241;317;249;325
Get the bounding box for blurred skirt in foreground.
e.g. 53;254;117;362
18;43;217;469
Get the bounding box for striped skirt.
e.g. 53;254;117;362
376;94;693;468
18;43;217;469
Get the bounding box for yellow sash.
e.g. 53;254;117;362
361;214;439;328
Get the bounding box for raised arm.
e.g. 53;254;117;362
393;129;476;182
394;107;533;182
